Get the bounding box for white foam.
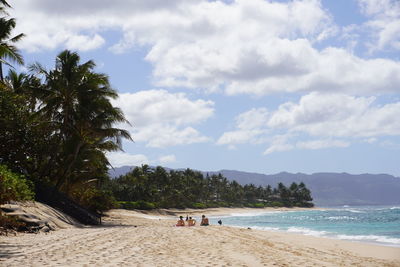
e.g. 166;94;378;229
327;216;355;220
335;234;400;246
223;223;400;247
227;225;281;231
228;211;281;217
252;226;281;231
346;209;365;213
286;227;400;247
286;227;329;237
209;215;232;219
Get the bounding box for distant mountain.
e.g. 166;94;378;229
209;170;400;206
109;166;400;206
108;165;134;178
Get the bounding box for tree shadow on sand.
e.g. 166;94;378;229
0;243;28;259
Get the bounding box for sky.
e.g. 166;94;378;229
9;0;400;176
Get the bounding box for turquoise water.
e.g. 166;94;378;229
209;206;400;247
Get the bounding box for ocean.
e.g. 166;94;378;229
209;206;400;247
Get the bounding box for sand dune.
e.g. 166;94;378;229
1;207;399;267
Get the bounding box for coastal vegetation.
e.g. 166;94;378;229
0;0;312;232
104;165;314;209
0;164;34;205
0;47;131;210
0;0;130;228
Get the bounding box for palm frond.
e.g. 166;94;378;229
0;0;11;8
29;62;48;75
10;33;25;43
0;43;24;65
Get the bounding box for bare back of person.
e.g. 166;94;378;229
188;217;196;226
176;216;185;226
200;215;209;226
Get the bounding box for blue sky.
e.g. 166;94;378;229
10;0;400;176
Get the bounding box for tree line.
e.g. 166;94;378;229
0;1;130;214
104;165;314;209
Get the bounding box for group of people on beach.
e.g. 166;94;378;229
176;215;209;227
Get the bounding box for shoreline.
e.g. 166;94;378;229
2;205;399;266
132;206;324;218
221;224;400;249
107;208;400;263
128;206;400;249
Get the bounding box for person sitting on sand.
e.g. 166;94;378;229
188;217;196;226
200;215;209;226
176;216;185;227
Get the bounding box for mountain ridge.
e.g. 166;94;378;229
109;166;400;206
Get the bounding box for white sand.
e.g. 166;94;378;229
1;206;399;267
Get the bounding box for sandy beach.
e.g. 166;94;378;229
1;204;399;267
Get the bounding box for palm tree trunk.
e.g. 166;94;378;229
54;141;84;192
0;62;4;81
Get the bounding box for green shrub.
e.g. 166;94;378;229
205;202;218;208
118;201;156;210
82;189;117;212
113;201;121;209
268;201;284;207
118;201;139;209
216;201;230;207
0;164;34;204
253;203;265;208
191;202;207;209
138;200;156;210
173;203;186;209
301;202;314;208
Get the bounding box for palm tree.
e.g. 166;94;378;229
298;182;313;203
0;6;25;81
5;69;25;90
0;0;10;7
30;50;132;191
277;182;291;205
0;0;10;15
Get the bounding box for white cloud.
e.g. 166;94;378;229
65;34;105;52
264;138;349;155
107;152;177;167
217;108;269;146
379;140;400;149
263;134;294;155
135;125;211;148
115;90;213;127
236;108;270;130
225;45;400;96
268;92;400;138
218;92;400;154
296;139;350;150
107;152;149;167
217;129;265;146
135;0;398;95
158;154;177;164
358;0;400;52
12;0;400;95
364;137;377;144
112;89;214;147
